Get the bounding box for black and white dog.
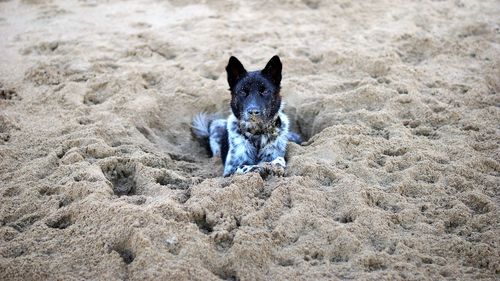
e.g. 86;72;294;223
193;56;302;177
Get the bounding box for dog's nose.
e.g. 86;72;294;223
247;108;261;116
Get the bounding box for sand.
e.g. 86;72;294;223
0;0;499;280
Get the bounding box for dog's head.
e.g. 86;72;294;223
226;56;282;131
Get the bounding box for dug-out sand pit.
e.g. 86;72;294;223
0;0;499;280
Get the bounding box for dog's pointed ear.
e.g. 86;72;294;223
226;56;247;90
261;55;282;87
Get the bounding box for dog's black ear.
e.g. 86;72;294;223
261;55;282;87
226;56;247;90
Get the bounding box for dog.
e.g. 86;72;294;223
192;55;302;177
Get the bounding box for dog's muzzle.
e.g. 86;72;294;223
245;106;263;122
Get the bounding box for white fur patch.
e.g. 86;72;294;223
271;156;286;168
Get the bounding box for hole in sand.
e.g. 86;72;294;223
168;153;196;163
462;194;492;215
2;186;20;197
374;155;386;167
278;259;295;267
445;220;461;233
109;238;136;266
114;246;135;265
156;171;190;190
4;246;28;258
58;196;73;208
83;92;105;105
213;269;239;281
0;133;10;144
136;125;154;143
421;257;433;264
77;117;94;125
336;214;355;224
413;127;440;140
9;215;41;233
382;147;407;157
38;185;59;196
304;252;324;264
101;159;137;196
330;256;349;263
415;173;439;184
0;87;18;100
462;124;479;132
194;213;213;234
214;233;234;253
82;81;120;105
46;215;72;230
283;106;310;142
363;257;387;271
177;189;191;204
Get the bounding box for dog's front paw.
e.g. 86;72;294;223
236;165;262;175
272;164;285;177
260;157;286;177
271;157;286;176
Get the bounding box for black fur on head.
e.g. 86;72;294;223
226;56;282;132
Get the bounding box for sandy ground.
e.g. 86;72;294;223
0;0;499;280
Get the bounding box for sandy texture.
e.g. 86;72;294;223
0;0;499;280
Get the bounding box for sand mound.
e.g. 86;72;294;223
1;0;499;280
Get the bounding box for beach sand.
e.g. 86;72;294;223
0;0;499;280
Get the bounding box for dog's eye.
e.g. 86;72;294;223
258;85;266;95
240;89;249;97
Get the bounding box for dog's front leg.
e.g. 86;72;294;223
223;137;258;177
257;138;287;177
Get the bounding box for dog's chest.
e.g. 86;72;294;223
246;133;274;151
238;121;283;159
